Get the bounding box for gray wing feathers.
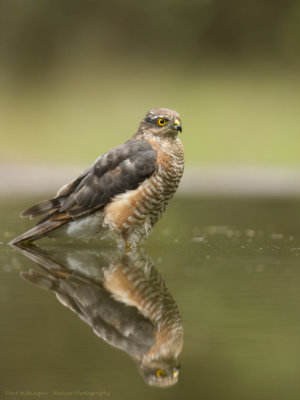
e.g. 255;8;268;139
21;166;92;219
21;139;157;221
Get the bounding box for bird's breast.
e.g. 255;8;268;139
103;137;184;241
149;136;184;201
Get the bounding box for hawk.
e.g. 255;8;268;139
17;245;183;387
10;108;184;247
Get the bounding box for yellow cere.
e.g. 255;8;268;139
157;118;168;126
156;369;166;377
174;119;180;127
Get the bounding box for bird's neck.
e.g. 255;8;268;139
134;131;179;143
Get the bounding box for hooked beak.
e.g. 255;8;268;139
174;119;182;133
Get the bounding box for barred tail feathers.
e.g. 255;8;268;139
21;198;62;219
9;219;68;245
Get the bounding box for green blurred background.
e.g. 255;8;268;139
0;0;300;166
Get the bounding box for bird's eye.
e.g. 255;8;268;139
157;118;168;126
156;369;166;378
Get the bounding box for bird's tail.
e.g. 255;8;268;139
21;198;62;219
8;219;68;245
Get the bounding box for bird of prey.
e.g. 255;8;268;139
17;245;183;387
10;108;184;247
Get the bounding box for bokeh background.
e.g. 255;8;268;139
1;0;300;167
2;3;300;399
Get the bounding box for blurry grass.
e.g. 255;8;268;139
1;65;300;165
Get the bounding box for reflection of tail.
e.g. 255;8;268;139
21;269;58;291
9;219;68;245
10;243;65;270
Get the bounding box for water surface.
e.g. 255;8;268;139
1;197;300;399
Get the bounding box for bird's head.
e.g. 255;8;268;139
137;108;182;138
136;358;181;388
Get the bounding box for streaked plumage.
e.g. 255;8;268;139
16;245;183;387
10;108;184;247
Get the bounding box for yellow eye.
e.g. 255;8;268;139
156;369;166;378
157;118;168;126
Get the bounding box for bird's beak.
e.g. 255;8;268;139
174;119;182;133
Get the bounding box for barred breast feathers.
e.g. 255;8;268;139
104;136;184;236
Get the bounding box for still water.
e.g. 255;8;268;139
1;196;300;399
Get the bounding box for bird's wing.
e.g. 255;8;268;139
22;139;157;222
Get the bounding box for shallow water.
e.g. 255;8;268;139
1;196;300;399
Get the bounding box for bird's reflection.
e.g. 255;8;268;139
13;244;183;387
